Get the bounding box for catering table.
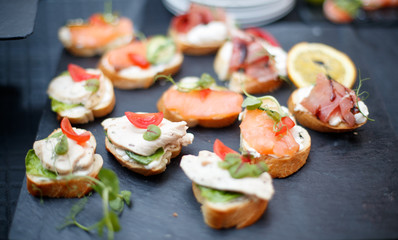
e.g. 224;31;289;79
1;0;398;239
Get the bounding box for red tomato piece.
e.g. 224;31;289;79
60;118;90;144
213;139;238;160
198;88;211;101
125;112;164;129
275;116;295;136
88;13;107;25
128;53;150;69
245;28;280;47
68;64;100;82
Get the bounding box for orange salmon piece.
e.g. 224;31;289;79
107;41;147;70
162;88;243;119
69;17;133;48
240;109;299;157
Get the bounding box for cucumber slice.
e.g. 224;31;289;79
146;36;176;65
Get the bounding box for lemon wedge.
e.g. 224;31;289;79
287;42;356;89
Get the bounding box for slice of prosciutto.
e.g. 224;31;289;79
301;74;359;127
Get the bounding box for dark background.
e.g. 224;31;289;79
1;0;398;239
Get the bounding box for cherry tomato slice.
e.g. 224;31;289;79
198;88;211;101
60;118;90;144
213;139;238;160
275;116;295;136
89;13;107;25
245;28;280;47
128;53;150;69
68;64;100;82
125;112;163;129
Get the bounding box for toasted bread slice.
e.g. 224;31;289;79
169;29;223;56
288;88;367;132
192;183;269;229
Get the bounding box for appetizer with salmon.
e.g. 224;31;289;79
48;64;115;124
214;28;286;94
156;74;244;128
169;3;231;55
102;112;193;176
240;94;311;178
99;35;183;89
59;13;134;57
180;139;274;229
25;118;103;198
288;73;370;132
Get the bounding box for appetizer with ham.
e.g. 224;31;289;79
240;95;311;178
180;139;274;229
59;13;134;57
156;74;244;128
25;118;103;198
214;28;286;94
169;3;231;55
102;112;194;176
48;64;115;124
288;73;370;132
99;36;183;89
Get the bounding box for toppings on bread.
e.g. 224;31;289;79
58;13;134;57
288;73;370;132
156;74;244;128
102;112;194;176
169;3;231;55
47;64;115;124
214;28;286;94
99;36;183;89
180;139;274;229
240;94;311;178
26;118;103;198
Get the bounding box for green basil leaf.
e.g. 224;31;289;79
218;153;268;179
84;79;100;92
242;97;262;110
55;134;68;155
143;124;161;141
25;149;57;179
197;185;242;203
109;197;124;213
93;169;120;200
50;98;82;113
121;190;132;206
125;148;164;165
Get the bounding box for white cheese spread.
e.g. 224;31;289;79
184;21;227;46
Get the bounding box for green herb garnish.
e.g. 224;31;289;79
50;98;82;113
197;185;243;203
218;153;268;179
55;134;68;155
125;148;164;165
25;149;57;179
84;79;100;92
353;71;374;121
146;36;176;65
155;73;216;92
143;124;161;141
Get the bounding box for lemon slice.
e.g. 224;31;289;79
287;42;356;89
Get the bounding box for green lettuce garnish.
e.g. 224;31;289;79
25;149;57;179
197;185;242;203
84;79;100;92
143;124;161;141
125;148;164;165
218;153;268;179
50;98;82;113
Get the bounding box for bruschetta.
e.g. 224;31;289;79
156;74;244;128
214;28;286;94
25;118;103;198
180;139;274;229
102;112;194;176
288;73;370;132
58;13;134;57
239;95;311;178
48;64;115;124
169;3;231;55
99;36;183;89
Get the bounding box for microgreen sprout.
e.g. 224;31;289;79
155;73;216;92
354;71;374;121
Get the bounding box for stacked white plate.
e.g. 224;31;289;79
162;0;296;27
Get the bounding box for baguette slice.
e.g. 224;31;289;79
288;88;367;132
192;183;269;229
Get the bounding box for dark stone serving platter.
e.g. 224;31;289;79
9;23;398;239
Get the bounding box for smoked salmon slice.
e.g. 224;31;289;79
107;41;147;70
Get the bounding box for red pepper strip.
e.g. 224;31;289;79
275;116;295;136
198;88;211;101
245;28;280;47
125;112;163;129
230;55;269;71
128;53;150;69
68;64;100;82
213;139;238;160
60;118;90;145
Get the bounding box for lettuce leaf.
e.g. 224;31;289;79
197;185;242;203
125;148;164;165
25;149;57;179
50;98;82;113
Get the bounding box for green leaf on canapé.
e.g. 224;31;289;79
218;153;268;179
125;148;164;165
197;185;242;203
50;97;82;113
143;124;161;141
25;149;57;179
84;79;100;92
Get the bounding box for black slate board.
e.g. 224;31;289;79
9;23;398;239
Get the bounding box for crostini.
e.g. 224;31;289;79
214;28;286;94
323;0;362;23
239;94;311;178
25;118;103;198
99;36;183;89
288;73;370;132
58;13;134;57
156;74;244;128
169;3;231;55
180;139;274;229
102;112;194;176
48;64;115;124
